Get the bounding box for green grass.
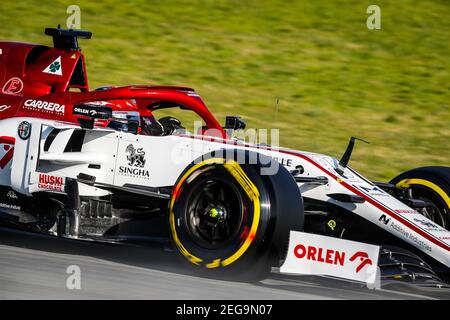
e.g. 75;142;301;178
1;0;449;180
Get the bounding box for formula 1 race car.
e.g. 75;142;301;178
0;27;449;285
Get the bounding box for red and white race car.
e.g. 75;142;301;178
0;27;449;286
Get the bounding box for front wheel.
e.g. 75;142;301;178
390;166;450;230
169;149;304;282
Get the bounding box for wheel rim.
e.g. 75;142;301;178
185;177;247;249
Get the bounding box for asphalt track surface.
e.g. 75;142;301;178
1;227;450;300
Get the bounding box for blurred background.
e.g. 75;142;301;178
0;0;448;180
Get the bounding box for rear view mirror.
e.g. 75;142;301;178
224;116;246;130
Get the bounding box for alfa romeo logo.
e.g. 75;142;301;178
43;56;63;76
18;121;32;140
49;61;61;73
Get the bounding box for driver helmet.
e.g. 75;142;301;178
93;86;163;135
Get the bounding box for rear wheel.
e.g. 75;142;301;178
169;149;304;281
390;166;450;230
